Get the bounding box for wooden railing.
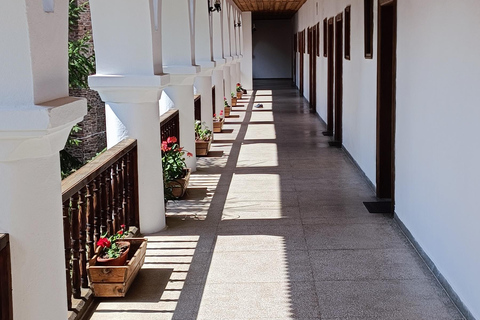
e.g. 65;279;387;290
61;139;139;309
0;234;12;320
194;94;201;121
212;85;216;116
160;109;180;144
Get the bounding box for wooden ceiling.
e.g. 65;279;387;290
232;0;308;19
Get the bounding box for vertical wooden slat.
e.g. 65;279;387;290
117;159;125;228
0;235;13;320
93;178;101;248
126;151;134;228
106;168;113;235
70;195;81;299
111;162;118;233
100;172;108;236
62;202;72;310
78;191;88;289
132;147;140;229
86;183;94;259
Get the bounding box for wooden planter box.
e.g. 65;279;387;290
231;97;237;106
87;238;147;298
166;168;190;198
236;91;242;99
195;139;211;156
224;106;231;117
213;119;224;133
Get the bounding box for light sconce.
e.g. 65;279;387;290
234;22;242;28
209;0;221;13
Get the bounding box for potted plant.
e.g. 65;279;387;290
236;83;244;98
162;136;192;201
224;97;231;117
87;227;148;297
231;92;237;106
195;121;212;156
95;226;131;266
213;110;224;133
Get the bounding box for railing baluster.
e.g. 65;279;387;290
132;147;140;228
126;151;134;227
111;162;118;233
117;159;125;228
86;183;94;260
106;167;113;235
78;191;88;289
63;202;72;310
100;172;107;236
71;194;81;299
93;178;100;248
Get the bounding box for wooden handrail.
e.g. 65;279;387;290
62;139;137;201
160;109;179;126
0;234;8;252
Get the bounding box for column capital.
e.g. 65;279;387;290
89;74;170;103
0;97;87;161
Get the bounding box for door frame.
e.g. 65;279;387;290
323;17;335;136
329;13;343;147
376;0;397;208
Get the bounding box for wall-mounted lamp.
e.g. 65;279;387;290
234;22;242;28
208;0;221;13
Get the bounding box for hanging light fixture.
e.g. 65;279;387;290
208;0;221;13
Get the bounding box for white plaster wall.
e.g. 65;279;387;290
395;1;480;318
90;0;162;75
252;20;293;79
295;0;377;183
240;12;253;90
295;0;480;318
195;0;213;63
162;0;194;66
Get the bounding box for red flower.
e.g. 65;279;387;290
187;152;193;157
117;230;123;235
167;136;177;144
121;224;126;229
237;83;241;86
161;141;171;152
220;110;224;115
97;238;111;248
213;113;216;117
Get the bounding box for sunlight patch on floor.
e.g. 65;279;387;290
245;123;276;140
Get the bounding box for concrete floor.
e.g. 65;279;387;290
90;79;464;320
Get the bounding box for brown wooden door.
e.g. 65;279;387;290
309;26;317;113
329;13;343;147
323;18;334;136
376;0;397;209
299;30;305;95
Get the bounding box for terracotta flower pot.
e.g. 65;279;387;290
96;241;130;266
236;91;242;99
224;106;231;117
231;97;237;106
213;118;224;133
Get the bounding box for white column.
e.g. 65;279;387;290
195;0;215;68
212;69;225;115
222;0;232;60
241;12;253;90
230;61;238;94
89;0;169;233
212;3;225;64
161;82;197;170
194;74;214;130
0;1;87;319
223;65;232;103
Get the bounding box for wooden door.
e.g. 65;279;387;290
376;0;397;209
329;13;343;147
299;30;305;95
323;18;334;136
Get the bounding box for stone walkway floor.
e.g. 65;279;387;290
89;79;464;320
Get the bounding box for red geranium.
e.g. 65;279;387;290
167;136;177;144
97;238;111;248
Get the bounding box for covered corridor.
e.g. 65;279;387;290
89;80;464;320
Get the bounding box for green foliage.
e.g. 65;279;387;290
162;137;192;201
195;121;212;141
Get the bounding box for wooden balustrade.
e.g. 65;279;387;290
194;94;201;121
0;234;12;320
212;85;216;116
61;139;139;309
160;109;180;144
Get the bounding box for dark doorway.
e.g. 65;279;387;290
329;13;343;147
376;0;397;210
323;18;334;136
299;29;305;95
309;25;317;113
